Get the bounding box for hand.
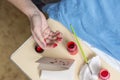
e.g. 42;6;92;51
29;11;62;49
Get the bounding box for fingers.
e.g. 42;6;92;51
43;30;63;48
31;29;46;49
45;30;62;42
31;14;62;49
32;27;63;49
35;30;47;48
54;31;63;42
30;14;47;48
31;29;57;49
42;27;51;39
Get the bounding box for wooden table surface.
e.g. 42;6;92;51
11;19;120;80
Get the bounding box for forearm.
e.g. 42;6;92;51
8;0;40;18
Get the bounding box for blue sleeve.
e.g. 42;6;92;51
42;0;120;61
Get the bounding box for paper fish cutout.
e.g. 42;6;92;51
39;57;76;80
37;57;74;71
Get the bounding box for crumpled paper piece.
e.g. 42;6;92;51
79;56;101;80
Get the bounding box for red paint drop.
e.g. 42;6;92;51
53;43;58;48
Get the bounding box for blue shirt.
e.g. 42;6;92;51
42;0;120;61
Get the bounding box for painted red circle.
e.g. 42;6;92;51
67;41;78;55
99;69;110;80
35;45;44;53
101;70;108;77
67;41;77;51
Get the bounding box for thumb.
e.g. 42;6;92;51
31;29;46;49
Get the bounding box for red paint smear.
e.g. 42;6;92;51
53;43;58;48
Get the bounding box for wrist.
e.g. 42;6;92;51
23;1;41;19
26;8;40;19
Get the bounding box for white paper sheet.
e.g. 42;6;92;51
79;56;101;80
83;41;120;72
